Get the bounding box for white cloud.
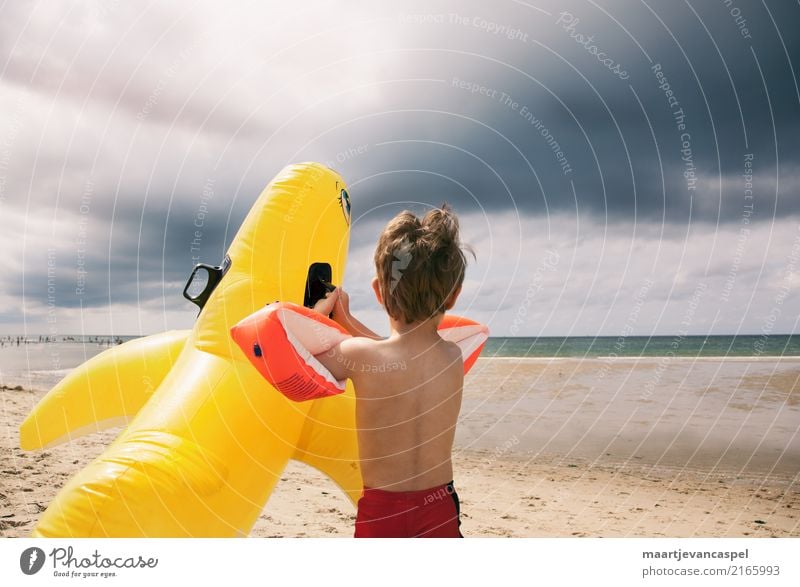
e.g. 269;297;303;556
342;210;800;337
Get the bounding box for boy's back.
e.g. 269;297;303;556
349;332;463;491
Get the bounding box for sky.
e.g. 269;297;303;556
1;0;798;337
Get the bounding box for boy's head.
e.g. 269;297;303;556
372;202;474;324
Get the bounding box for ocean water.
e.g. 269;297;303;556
484;334;800;358
0;334;798;391
0;336;139;390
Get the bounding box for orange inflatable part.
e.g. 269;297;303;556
231;302;352;401
231;302;489;402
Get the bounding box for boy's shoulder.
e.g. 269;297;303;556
358;335;463;374
440;336;460;353
338;335;383;367
314;336;378;383
440;339;464;372
319;332;463;384
340;334;382;352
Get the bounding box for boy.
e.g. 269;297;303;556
311;203;474;538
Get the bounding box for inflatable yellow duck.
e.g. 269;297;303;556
20;162;362;537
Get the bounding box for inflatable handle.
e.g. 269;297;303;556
303;262;336;318
231;302;352;402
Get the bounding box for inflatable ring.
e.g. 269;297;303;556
231;302;489;402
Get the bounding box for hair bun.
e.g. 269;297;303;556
421;202;459;246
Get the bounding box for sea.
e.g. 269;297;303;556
0;333;797;391
483;334;800;358
2;334;798;476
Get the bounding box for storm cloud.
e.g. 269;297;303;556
1;0;798;336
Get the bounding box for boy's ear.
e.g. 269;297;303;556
371;277;383;306
444;285;462;311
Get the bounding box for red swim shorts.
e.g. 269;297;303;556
354;481;463;538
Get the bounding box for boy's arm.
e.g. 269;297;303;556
312;337;365;382
311;288;373;380
315;286;384;340
336;312;382;340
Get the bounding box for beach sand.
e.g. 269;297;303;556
1;358;799;537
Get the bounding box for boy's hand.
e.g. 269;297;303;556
332;288;351;323
325;287;382;340
312;287;339;317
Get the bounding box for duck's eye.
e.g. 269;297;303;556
339;189;351;225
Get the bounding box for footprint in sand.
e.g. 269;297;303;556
0;519;29;530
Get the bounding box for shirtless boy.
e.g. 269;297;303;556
311;203;473;538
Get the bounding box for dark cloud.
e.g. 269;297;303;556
361;0;798;222
2;0;799;334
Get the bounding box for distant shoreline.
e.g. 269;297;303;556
2;334;798;360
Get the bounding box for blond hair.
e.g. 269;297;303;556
374;202;474;324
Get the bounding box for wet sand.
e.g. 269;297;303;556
2;358;799;537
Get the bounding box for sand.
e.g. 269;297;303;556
1;358;799;538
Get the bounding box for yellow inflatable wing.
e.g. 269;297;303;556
22;162;361;537
19;330;189;450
